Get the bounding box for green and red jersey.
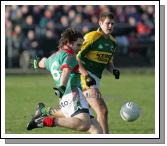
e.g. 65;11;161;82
45;49;80;94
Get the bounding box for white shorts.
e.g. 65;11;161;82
88;71;100;89
59;88;89;117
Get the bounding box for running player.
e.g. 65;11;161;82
77;12;120;133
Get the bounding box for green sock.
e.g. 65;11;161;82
41;107;51;116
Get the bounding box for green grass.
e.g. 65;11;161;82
5;72;155;134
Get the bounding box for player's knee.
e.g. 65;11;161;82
87;88;101;99
77;121;90;131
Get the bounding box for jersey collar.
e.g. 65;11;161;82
62;45;75;55
97;28;111;39
63;49;75;55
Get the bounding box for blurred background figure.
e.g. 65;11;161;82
5;5;155;69
20;30;43;69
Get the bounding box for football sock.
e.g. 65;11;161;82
43;117;55;127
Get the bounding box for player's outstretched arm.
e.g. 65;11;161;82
38;57;47;69
30;57;47;69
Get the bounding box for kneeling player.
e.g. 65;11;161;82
27;28;102;134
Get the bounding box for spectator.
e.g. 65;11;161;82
20;5;29;17
12;25;25;54
116;36;129;55
71;14;83;31
68;9;76;22
39;9;54;28
10;7;23;25
22;15;35;36
32;5;43;24
40;30;58;57
20;30;42;69
5;19;13;67
115;6;127;23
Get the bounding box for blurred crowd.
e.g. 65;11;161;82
5;5;155;68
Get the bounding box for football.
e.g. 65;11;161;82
120;101;140;122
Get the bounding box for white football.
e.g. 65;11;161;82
120;101;140;122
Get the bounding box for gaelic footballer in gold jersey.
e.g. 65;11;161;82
77;12;120;134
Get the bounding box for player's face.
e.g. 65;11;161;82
71;38;84;53
99;17;115;35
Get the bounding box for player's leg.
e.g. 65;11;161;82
83;88;109;134
27;104;91;132
49;106;66;118
27;88;91;132
27;105;91;132
52;87;91;131
49;105;102;133
32;110;102;133
27;88;102;133
27;109;91;132
80;72;109;134
53;114;103;134
32;102;65;118
52;112;91;131
88;117;103;134
49;107;102;134
27;103;102;133
49;89;108;133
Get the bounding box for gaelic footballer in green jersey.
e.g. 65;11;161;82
27;28;102;134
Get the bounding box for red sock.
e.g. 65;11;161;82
43;117;55;127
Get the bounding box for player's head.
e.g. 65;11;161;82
99;12;115;35
58;28;83;53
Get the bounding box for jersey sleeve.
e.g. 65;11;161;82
44;56;51;72
60;55;77;71
108;35;117;63
77;31;102;60
44;54;56;72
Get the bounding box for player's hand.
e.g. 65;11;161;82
113;69;120;79
85;74;96;87
53;86;66;98
30;56;40;69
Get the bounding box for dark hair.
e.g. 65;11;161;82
58;28;83;49
99;12;114;22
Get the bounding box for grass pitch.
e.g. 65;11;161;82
5;71;155;134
